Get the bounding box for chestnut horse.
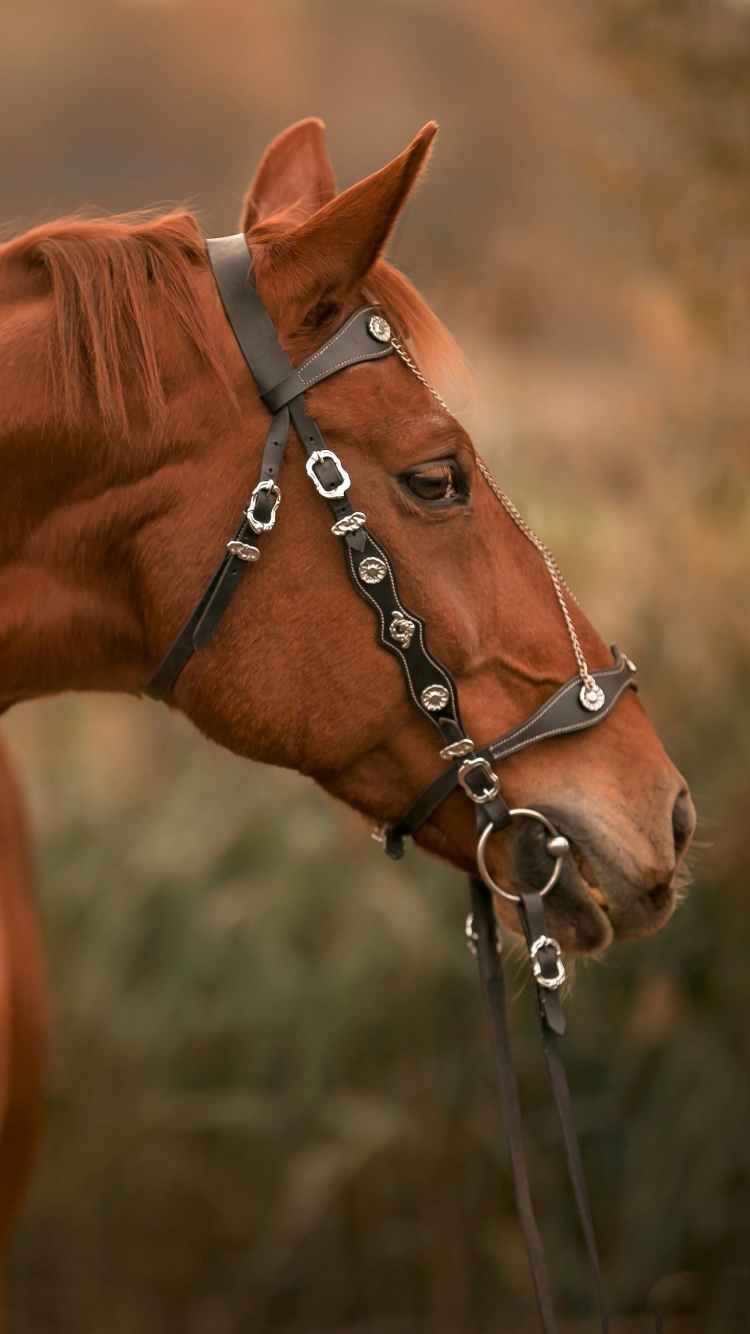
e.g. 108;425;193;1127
0;120;694;1286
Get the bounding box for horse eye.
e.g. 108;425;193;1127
406;464;459;502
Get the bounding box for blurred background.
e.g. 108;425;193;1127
2;0;750;1329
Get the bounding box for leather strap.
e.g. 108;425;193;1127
261;306;395;413
144;237;397;699
470;878;560;1333
517;890;609;1333
205;234;293;394
383;648;636;857
472;878;610;1332
345;530;466;739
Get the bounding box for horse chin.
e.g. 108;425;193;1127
498;810;679;951
414;808;680;955
413;816;614;953
485;850;615;954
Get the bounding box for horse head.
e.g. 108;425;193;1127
0;118;694;952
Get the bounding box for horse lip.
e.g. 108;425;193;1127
572;848;609;909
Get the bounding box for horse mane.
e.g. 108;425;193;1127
5;208;469;436
7;211;229;436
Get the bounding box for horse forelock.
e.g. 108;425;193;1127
2;211;233;436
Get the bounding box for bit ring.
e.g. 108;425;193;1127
476;808;568;903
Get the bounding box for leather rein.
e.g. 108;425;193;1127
143;233;641;1333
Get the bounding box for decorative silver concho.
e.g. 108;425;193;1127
579;681;605;712
226;540;260;562
368;314;392;343
331;511;367;537
359;557;387;585
390;611;416;649
421;684;450;712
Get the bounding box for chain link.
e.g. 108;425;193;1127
390;337;595;691
391;338;452;413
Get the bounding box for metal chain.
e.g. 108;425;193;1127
474;460;594;690
391;337;452;413
390;337;595;691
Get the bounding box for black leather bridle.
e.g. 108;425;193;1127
143;233;641;1332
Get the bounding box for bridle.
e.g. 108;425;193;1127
143;233;640;1332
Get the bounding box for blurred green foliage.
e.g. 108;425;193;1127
3;0;750;1329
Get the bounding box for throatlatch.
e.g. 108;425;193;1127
143;232;639;1332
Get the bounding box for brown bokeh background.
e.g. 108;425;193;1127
2;1;750;1329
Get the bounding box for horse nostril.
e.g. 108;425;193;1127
671;789;695;861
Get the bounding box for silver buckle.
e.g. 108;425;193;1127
457;756;500;804
306;449;351;499
331;511;366;537
246;480;281;534
465;912;501;958
529;935;566;990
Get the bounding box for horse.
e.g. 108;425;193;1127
0;746;46;1298
0;117;695;1312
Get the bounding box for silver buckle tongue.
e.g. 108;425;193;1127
529;935;566;990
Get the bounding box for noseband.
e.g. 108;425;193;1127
144;234;639;1332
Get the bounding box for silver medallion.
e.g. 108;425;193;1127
421;684;450;712
625;656;637;674
359;557;387;585
390;611;416;649
368;314;392;343
579;681;605;712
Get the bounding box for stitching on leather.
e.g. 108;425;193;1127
395;674;633;835
487;678;633;761
482;659;625;751
300;307;376;372
300;345;393;387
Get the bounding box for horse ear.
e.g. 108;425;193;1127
240;119;337;230
268;122;438;318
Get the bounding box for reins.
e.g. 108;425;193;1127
143;233;643;1330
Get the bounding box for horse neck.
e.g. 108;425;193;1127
0;428;162;708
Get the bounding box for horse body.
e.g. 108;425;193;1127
0;118;695;1270
0;740;46;1277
